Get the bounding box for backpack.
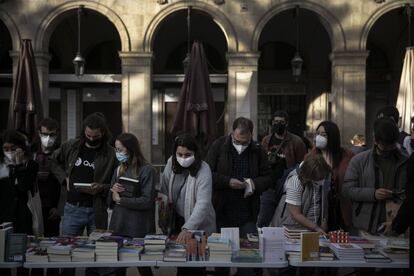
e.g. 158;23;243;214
257;165;299;227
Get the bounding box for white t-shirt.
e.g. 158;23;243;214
403;135;413;156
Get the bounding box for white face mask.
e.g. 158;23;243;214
233;143;248;155
4;151;16;164
176;155;195;168
40;135;56;149
315;135;328;149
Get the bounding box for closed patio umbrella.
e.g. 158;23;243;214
7;39;43;140
171;41;217;153
396;47;414;133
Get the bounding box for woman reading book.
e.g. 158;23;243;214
108;132;155;276
160;133;216;276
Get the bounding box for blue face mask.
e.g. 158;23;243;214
116;152;128;163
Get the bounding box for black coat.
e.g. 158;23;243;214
205;135;273;224
0;160;38;234
392;153;414;272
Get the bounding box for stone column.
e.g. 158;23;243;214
226;52;260;139
119;51;153;161
330;51;369;145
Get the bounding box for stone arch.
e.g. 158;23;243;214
34;0;130;52
252;1;346;52
143;1;238;53
0;8;21;50
360;0;413;50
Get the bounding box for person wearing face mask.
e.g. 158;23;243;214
271;153;331;234
343;117;409;235
206;117;272;276
310;121;354;231
0;129;38;234
107;133;155;276
261;110;307;169
31;118;62;238
51;112;116;237
160;133;215;276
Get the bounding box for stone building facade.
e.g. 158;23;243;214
0;0;412;163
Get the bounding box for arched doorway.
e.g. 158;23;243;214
151;8;228;163
0;19;13;131
257;8;332;142
366;6;414;144
47;7;122;142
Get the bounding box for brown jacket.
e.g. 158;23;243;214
261;131;307;168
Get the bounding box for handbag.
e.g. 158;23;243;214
27;182;44;236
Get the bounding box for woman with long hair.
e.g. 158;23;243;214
160;133;216;276
108;132;155;276
312;121;354;230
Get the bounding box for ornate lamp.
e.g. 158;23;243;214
291;5;303;81
73;5;85;77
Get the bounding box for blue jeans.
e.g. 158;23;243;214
62;203;96;236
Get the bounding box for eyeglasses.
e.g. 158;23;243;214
39;132;57;138
272;120;286;125
232;137;251;146
114;148;127;154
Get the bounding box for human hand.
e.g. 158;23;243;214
375;188;393;200
111;183;125;193
314;226;327;236
15;148;24;164
80;183;104;195
229;178;246;189
176;229;192;244
112;191;121;204
48;208;59;220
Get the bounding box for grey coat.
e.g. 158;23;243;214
160;158;216;234
107;165;156;238
343;149;408;233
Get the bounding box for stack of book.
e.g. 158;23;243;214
72;241;95;262
328;243;364;260
232;238;262;263
95;236;123;262
47;243;73;262
319;245;335;261
364;252;391;263
141;235;167;261
207;234;232;262
259;227;285;262
119;239;144;261
349;236;375;250
380;238;409;261
300;232;320;261
163;242;187;262
283;225;310;240
25;246;48;263
0;222;13;261
6;233;27;262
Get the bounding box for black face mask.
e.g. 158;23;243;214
272;123;286;136
376;145;397;158
86;138;102;147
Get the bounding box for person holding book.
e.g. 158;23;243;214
272;153;331;235
160;133;216;276
108;132;156;276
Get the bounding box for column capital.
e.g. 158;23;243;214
119;51;153;67
226;52;260;67
329;50;370;66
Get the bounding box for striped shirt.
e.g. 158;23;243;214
285;174;321;224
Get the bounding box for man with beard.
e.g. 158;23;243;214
51;112;116;236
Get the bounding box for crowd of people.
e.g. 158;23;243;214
0;106;413;275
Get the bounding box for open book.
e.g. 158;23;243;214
118;177;140;198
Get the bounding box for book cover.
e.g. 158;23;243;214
118;177;140;198
301;232;320;262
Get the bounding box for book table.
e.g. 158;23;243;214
289;259;409;269
155;260;288;268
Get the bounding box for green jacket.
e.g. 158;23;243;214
51;138;117;229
